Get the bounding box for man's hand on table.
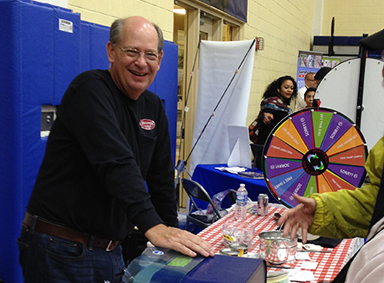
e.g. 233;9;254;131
277;194;317;243
145;224;215;258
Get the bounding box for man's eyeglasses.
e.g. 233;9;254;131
116;45;160;62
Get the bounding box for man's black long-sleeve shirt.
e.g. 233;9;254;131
27;69;178;240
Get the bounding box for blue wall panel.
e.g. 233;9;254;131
20;2;54;226
80;21;91;72
53;7;81;105
89;22;111;70
0;1;23;282
21;2;54;105
0;1;178;282
147;41;178;163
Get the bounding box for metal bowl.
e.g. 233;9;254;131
229;243;248;255
219;247;240;256
258;231;298;264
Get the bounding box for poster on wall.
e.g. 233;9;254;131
322;56;341;68
296;51;341;89
296;50;323;89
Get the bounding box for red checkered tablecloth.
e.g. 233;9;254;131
198;204;360;282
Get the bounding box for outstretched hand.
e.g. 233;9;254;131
144;224;215;258
277;194;317;243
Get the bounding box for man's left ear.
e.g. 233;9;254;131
157;50;164;70
106;42;116;64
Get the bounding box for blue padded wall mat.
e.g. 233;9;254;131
0;1;55;282
147;40;179;163
89;22;111;70
21;1;55;105
20;4;56;226
80;21;92;71
0;1;178;282
80;21;111;71
53;7;82;104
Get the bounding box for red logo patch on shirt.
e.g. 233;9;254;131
139;119;156;130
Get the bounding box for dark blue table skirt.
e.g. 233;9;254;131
192;164;279;209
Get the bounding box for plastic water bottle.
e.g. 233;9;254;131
234;184;248;220
122;268;133;283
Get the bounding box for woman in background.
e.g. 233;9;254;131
249;75;297;146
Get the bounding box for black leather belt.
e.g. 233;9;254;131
22;212;120;251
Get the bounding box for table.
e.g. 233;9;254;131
198;204;362;283
192;164;278;209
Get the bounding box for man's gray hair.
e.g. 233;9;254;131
109;18;164;52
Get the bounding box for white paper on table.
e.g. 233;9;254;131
288;270;315;282
214;166;246;174
300;261;318;270
303;244;323;251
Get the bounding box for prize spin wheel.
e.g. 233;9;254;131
262;107;368;208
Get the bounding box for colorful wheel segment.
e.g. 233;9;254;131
262;108;368;208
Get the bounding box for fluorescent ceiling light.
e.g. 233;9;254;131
173;8;186;15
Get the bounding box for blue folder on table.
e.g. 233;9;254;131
126;248;266;283
183;255;266;283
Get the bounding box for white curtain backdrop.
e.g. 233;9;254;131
189;40;255;174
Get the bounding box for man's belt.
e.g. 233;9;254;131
22;212;120;251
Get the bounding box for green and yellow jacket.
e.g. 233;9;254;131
308;136;384;239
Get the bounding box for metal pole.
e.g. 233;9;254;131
356;34;368;128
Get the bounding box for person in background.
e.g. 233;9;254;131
314;66;332;86
303;87;316;108
249;75;297;146
17;16;214;283
290;72;317;111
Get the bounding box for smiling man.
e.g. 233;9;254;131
18;16;214;283
107;17;163;100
